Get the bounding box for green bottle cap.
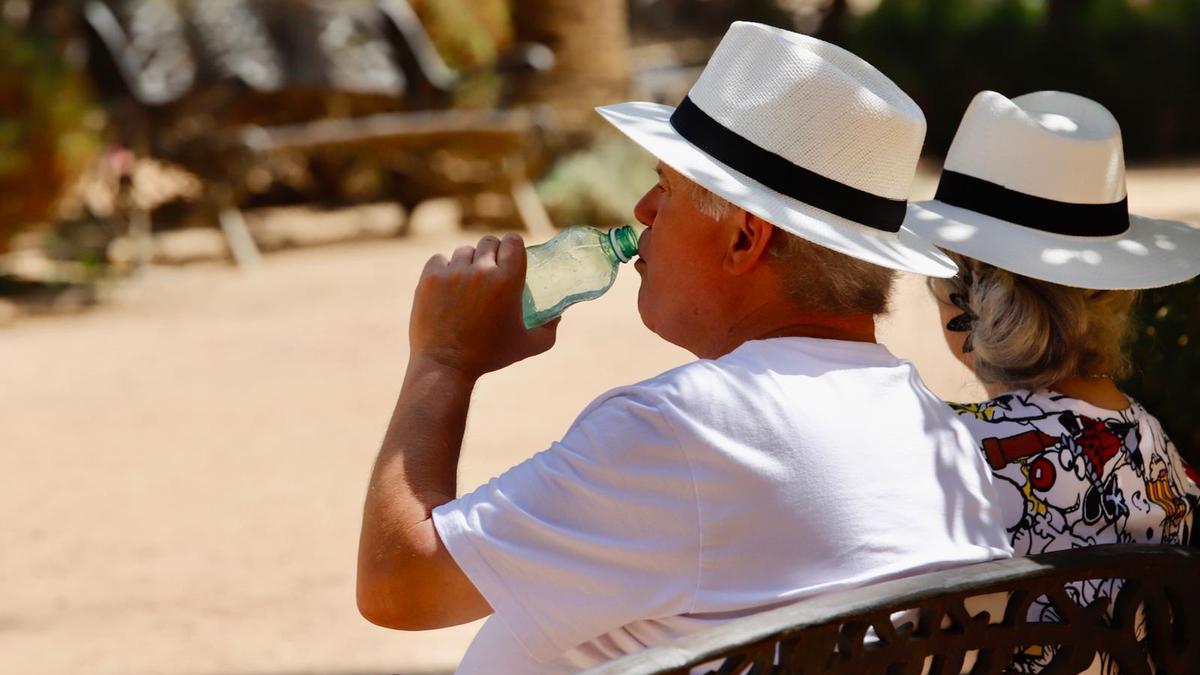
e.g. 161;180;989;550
608;225;640;263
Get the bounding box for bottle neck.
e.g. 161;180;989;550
607;225;640;264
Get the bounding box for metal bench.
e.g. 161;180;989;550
584;545;1199;675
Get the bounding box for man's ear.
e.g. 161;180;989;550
725;212;775;275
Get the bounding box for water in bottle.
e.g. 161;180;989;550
522;225;640;328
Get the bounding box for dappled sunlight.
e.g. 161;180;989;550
1116;239;1149;256
1041;248;1102;266
1154;233;1179;251
906;196;1200;289
1033;112;1080;134
934;221;979;244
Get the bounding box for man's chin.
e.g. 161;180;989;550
635;290;655;334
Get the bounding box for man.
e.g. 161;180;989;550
357;22;1011;673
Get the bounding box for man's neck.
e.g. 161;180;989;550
752;317;877;344
700;304;877;359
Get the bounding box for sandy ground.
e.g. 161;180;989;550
1;165;1194;675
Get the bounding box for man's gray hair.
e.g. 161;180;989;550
682;180;895;315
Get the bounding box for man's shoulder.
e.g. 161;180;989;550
581;358;730;417
549;361;723;466
579;338;895;420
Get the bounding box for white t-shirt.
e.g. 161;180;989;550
433;338;1012;673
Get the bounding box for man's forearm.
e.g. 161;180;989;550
356;356;485;628
363;356;476;538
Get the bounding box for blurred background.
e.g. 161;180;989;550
1;1;1196;674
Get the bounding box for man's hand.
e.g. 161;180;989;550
409;233;559;380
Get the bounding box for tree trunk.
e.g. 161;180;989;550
510;0;630;136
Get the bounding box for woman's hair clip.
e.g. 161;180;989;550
945;292;976;354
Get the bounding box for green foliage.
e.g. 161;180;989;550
1124;279;1200;467
839;0;1200;159
409;0;514;108
536;135;657;229
0;23;101;251
412;0;513;70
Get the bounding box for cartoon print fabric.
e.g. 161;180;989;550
952;390;1199;673
953;390;1197;553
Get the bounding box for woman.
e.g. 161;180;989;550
906;90;1200;672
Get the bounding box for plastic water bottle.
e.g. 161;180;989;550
522;225;641;328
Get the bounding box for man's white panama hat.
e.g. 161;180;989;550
595;21;958;278
906;90;1200;290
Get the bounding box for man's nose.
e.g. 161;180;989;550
633;188;658;227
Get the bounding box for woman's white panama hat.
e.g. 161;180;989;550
595;21;958;278
906;90;1200;290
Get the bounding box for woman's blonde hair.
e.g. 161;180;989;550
931;252;1139;391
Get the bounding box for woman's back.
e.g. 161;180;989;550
950;389;1198;673
952;389;1198;555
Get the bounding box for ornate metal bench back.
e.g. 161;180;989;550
584;545;1199;675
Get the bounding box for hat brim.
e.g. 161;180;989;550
906;199;1200;289
597;102;958;278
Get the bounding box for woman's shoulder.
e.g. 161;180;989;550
947;388;1152;463
948;387;1163;426
948;389;1067;426
948;388;1191;478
